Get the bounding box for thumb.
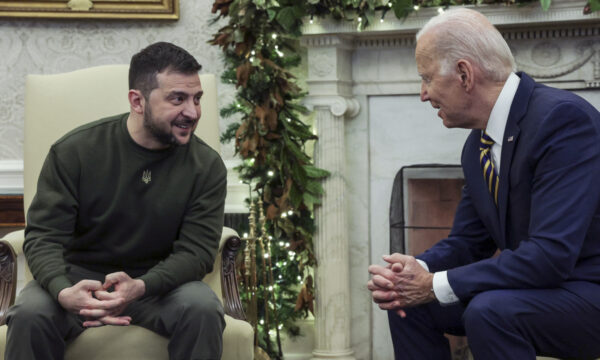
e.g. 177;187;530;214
391;262;403;273
78;280;103;291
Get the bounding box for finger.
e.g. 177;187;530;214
80;308;111;318
98;315;131;326
368;264;388;275
83;320;104;327
378;300;402;311
368;266;397;282
372;290;399;303
367;280;390;292
383;253;411;265
86;297;125;310
371;274;394;289
94;290;121;301
103;271;131;289
396;309;407;318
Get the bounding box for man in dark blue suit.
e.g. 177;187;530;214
367;8;600;360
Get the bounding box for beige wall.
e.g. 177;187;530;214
0;0;236;162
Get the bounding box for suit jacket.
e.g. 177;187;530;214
417;72;600;305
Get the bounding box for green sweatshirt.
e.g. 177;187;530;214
24;113;227;299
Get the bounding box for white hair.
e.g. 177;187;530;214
416;8;516;82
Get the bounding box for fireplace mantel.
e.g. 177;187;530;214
300;4;599;359
303;0;600;36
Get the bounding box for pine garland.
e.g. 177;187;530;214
209;0;598;358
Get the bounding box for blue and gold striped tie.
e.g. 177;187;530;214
480;132;499;205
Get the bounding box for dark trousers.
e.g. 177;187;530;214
389;287;600;360
5;276;225;360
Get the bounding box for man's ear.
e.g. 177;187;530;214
456;59;474;91
128;89;145;114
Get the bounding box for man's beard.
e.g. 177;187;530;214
143;104;180;146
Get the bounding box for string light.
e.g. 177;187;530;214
271;33;277;39
438;7;444;14
281;212;287;218
413;5;420;10
357;16;362;22
279;241;285;247
309;14;314;24
388;1;392;7
264;253;270;259
267;170;274;177
287;210;293;215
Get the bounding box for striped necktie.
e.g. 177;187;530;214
480;131;499;205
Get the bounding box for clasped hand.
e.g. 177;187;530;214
57;272;145;327
367;253;435;318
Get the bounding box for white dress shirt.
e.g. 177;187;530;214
418;73;521;305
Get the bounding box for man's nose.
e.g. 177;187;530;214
420;83;429;102
182;100;200;119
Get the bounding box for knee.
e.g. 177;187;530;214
174;282;224;322
7;299;62;328
463;291;512;332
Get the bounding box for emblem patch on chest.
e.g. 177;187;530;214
142;170;152;184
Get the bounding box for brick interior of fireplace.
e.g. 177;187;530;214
406;178;464;256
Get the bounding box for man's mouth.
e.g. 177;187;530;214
173;119;195;130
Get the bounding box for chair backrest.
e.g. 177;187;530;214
23;65;220;216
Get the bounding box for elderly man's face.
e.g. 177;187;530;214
415;33;473;129
142;71;203;147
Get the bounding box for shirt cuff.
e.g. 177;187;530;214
416;259;429;272
432;271;460;305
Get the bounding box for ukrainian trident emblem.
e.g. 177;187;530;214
142;170;151;184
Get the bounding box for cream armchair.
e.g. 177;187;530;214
0;65;254;359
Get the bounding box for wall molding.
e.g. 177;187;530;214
0;160;23;195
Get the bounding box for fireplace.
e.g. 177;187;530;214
390;165;464;255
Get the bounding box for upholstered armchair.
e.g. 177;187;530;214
0;65;254;359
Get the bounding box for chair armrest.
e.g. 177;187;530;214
0;239;17;325
220;227;246;321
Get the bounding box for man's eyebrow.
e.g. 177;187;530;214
167;90;204;98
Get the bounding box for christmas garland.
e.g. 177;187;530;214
209;0;598;358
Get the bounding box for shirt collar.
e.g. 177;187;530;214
484;72;520;145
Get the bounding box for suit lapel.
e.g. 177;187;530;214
497;72;535;245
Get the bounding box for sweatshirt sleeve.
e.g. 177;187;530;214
23;147;79;299
138;154;227;296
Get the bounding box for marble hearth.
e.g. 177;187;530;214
300;2;600;359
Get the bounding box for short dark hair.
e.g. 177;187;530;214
129;42;202;98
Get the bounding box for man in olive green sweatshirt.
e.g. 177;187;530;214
5;42;227;360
